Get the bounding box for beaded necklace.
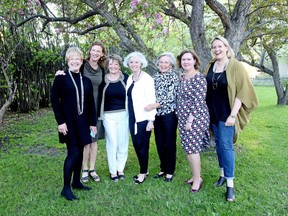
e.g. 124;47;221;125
68;70;84;115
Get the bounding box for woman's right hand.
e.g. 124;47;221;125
55;70;65;76
185;121;192;131
58;123;68;135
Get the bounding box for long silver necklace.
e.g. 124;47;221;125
68;70;84;115
212;62;227;90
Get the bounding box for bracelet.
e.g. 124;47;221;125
230;115;236;119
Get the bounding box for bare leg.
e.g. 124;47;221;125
89;141;97;170
186;153;202;190
88;141;100;181
81;144;91;182
82;144;90;171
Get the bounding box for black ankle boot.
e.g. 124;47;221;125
213;176;226;187
61;188;78;200
72;182;92;190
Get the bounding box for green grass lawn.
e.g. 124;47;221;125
0;86;287;216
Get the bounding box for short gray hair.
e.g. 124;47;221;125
156;52;176;68
123;51;148;68
106;54;123;67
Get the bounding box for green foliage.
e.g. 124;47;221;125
0;87;287;215
241;0;288;61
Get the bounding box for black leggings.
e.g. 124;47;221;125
129;120;151;174
63;141;84;188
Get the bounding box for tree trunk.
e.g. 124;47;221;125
190;0;211;71
265;45;288;105
83;0;158;74
206;0;252;56
0;85;17;124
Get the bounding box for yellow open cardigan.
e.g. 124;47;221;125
204;58;259;143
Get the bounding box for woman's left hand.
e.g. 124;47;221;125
146;121;154;131
225;116;236;127
90;126;97;135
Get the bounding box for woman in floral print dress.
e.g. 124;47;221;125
176;50;210;193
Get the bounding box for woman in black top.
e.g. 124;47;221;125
51;47;97;200
98;54;129;182
55;42;106;183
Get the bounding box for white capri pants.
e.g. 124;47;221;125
103;110;129;174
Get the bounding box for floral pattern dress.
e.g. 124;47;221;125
177;72;210;154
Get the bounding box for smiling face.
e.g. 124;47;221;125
67;52;83;73
158;56;172;73
89;45;104;62
211;39;229;60
128;56;142;73
181;53;196;71
108;59;121;74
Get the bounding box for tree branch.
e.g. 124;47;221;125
162;3;190;25
72;23;111;35
16;10;100;31
205;0;230;29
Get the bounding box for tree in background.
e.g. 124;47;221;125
1;0;288;106
0;35;19;124
0;0;63;121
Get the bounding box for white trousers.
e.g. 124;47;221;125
103;110;129;175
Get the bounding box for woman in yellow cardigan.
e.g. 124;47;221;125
205;36;258;202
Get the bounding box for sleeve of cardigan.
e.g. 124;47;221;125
235;61;259;113
51;76;65;125
145;75;157;121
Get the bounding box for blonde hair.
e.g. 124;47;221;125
211;36;235;58
65;47;83;62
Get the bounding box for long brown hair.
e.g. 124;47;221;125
86;41;107;68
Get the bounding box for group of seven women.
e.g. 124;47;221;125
51;36;258;202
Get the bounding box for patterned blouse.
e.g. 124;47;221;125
153;69;179;116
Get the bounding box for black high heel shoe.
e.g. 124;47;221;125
153;172;165;179
226;187;235;202
185;179;193;185
134;177;146;185
110;174;119;182
190;179;203;193
117;172;125;180
133;173;149;180
214;176;226;187
164;175;173;182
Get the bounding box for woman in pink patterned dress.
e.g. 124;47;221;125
176;50;210;193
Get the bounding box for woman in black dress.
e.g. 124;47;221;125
51;47;97;200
